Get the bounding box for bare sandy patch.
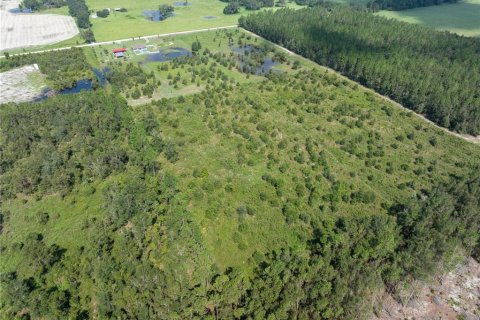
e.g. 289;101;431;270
0;64;47;103
0;0;79;51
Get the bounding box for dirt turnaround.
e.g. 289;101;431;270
0;0;78;51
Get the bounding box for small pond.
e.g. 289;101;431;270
203;16;217;20
9;8;33;13
34;67;110;101
146;47;191;62
143;10;176;21
143;10;164;21
174;1;191;6
59;79;93;94
232;45;281;75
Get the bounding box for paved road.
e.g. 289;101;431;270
0;25;238;58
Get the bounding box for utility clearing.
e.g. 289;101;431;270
0;0;78;51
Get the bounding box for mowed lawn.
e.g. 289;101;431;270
87;0;302;41
376;0;480;37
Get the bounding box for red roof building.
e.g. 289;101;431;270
112;48;127;53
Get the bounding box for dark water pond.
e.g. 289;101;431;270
59;67;110;94
231;45;255;55
146;47;191;62
143;10;176;21
34;67;109;101
143;10;164;21
174;1;191;6
59;79;93;94
93;67;110;86
9;8;33;13
203;15;217;19
232;45;280;75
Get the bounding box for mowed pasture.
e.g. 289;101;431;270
87;0;302;41
0;0;79;51
376;0;480;37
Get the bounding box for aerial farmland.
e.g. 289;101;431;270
0;0;78;51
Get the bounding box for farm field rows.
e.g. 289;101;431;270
376;0;480;37
0;0;79;51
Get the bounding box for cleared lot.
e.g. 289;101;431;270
0;64;47;103
0;0;79;51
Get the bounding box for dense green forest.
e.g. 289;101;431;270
240;6;480;135
66;0;95;42
2;62;480;318
367;0;459;10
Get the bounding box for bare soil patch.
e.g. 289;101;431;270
0;64;47;103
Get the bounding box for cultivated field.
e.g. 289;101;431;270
87;0;302;41
376;0;480;37
0;0;79;51
0;64;46;103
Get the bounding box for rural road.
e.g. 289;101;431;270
0;25;239;58
1;25;478;145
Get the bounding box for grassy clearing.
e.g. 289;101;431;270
376;0;480;37
87;0;302;41
87;28;295;104
0;183;105;272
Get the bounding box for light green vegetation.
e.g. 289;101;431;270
0;183;104;272
86;0;302;41
4;29;479;270
376;0;480;37
151;71;480;268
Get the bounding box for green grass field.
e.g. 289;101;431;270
87;0;302;41
376;0;480;37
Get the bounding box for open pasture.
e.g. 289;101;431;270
376;0;480;37
87;0;302;41
0;0;79;51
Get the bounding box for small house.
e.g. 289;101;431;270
112;48;127;58
132;44;147;54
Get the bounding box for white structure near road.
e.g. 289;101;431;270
0;0;79;51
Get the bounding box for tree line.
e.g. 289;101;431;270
240;6;480;135
66;0;95;42
367;0;459;11
20;0;65;11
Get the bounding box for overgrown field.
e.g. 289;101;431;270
240;6;480;135
376;0;480;37
1;29;480;319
